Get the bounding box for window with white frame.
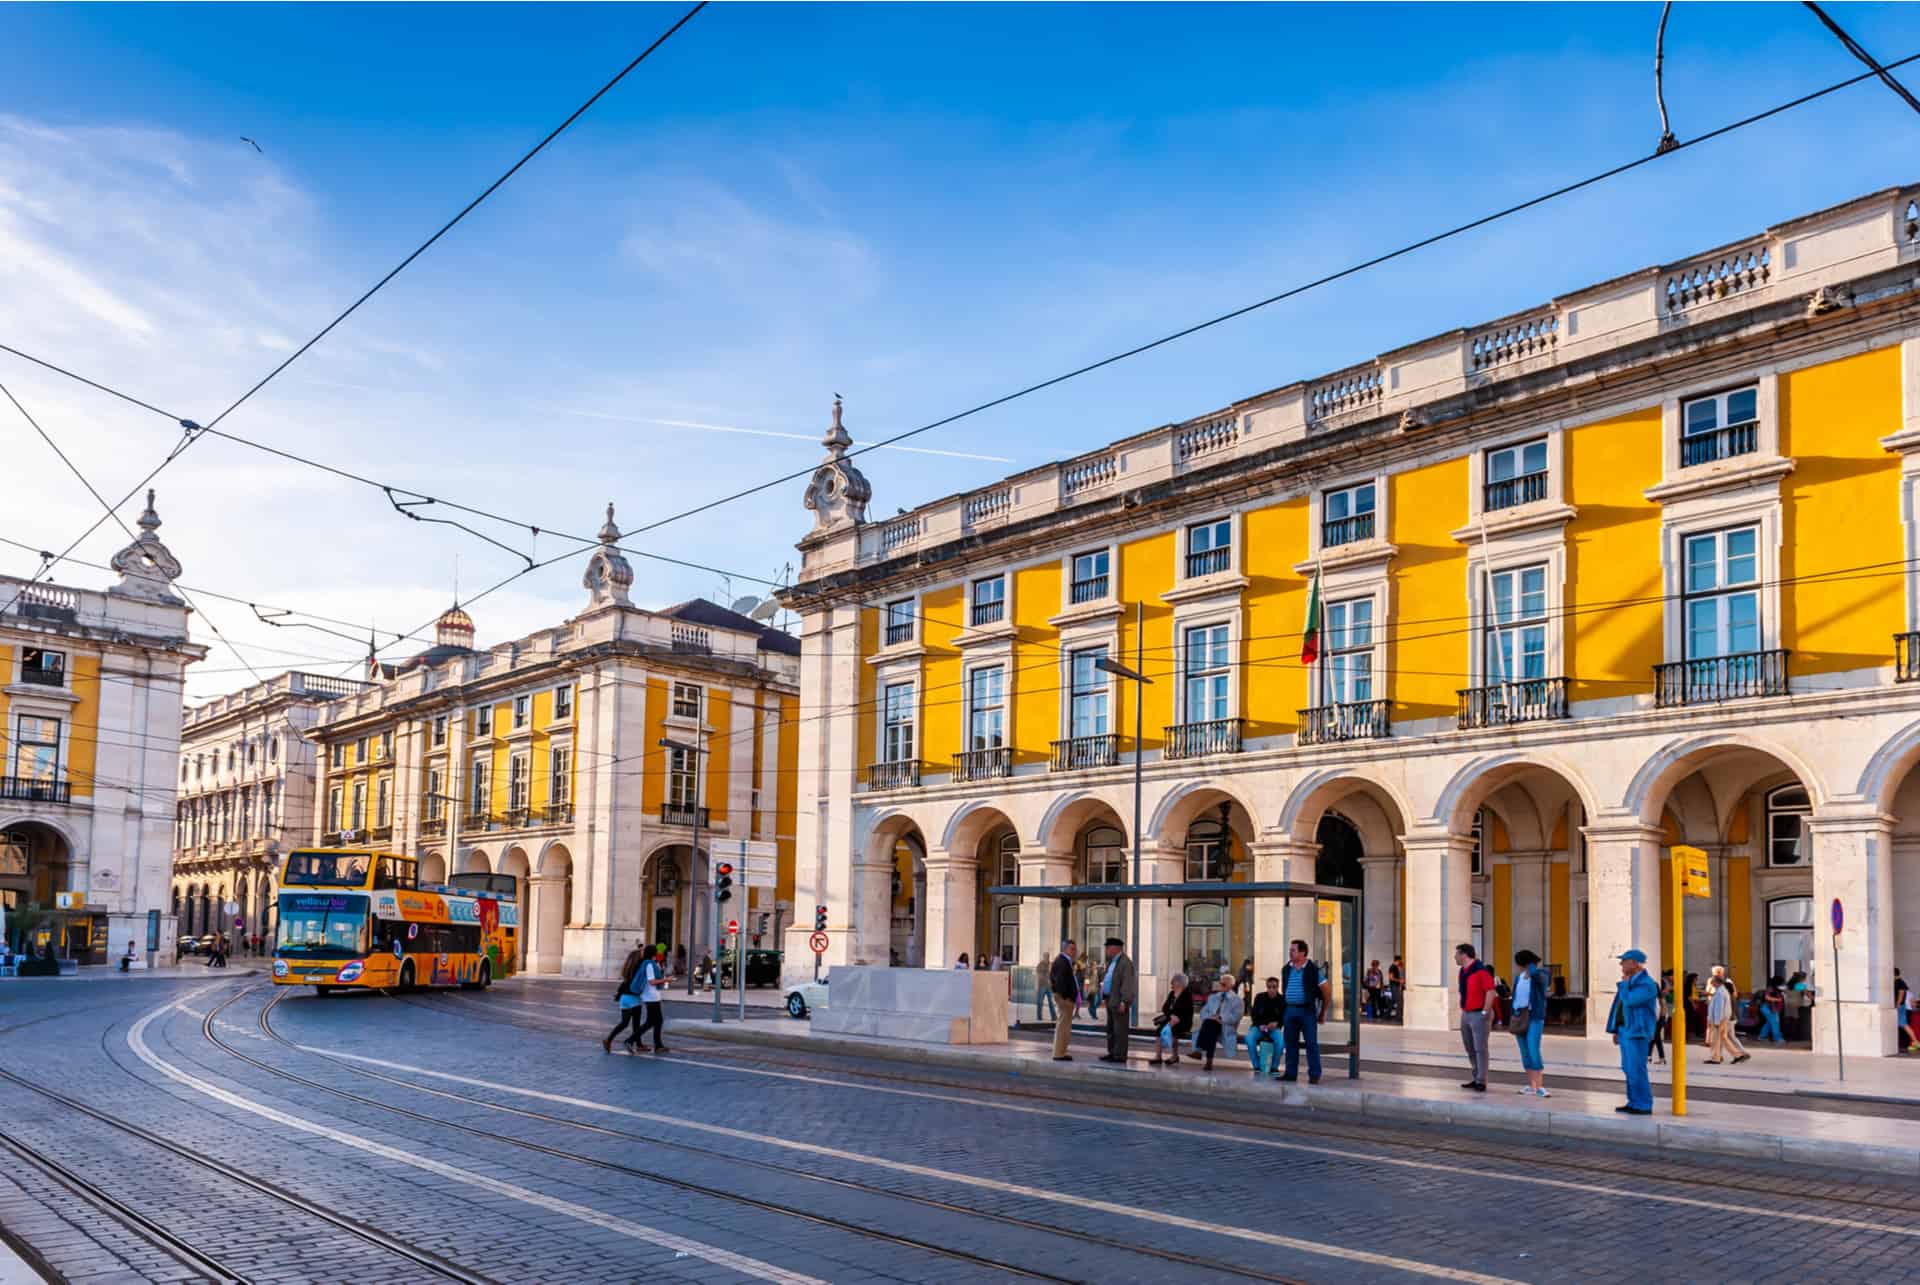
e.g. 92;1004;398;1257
474;705;493;736
507;753;529;810
1323;482;1376;548
970;574;1006;627
1182;624;1230;722
1470;808;1484;875
1681;385;1759;467
1766;784;1810;867
967;666;1005;750
882;682;915;763
1069;549;1110;604
1485;439;1548;511
666;746;698;809
1083;824;1126;883
354;737;367;765
432;715;447;747
554;684;573;720
1183;903;1227;971
996;904;1020;964
1186;518;1232;578
1471;900;1484;960
513;695;530;729
12;716;58;781
379;729;393;760
328;786;342;832
425;767;444;821
263;782;274;831
329;743;343;769
884;598;915;646
1068;648;1110;738
468;757;490;817
1485;564;1549;681
671;682;701;720
19;647;64;686
350;782;366;832
1324;598;1375;704
550;746;572;806
1767;896;1815;985
375;777;391;828
1684;525;1761;659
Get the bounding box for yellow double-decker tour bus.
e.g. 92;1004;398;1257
271;849;518;995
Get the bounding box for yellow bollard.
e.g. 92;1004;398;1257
1669;844;1711;1117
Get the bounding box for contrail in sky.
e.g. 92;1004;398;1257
563;409;1014;463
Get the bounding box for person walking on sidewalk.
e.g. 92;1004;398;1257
1704;966;1751;1064
1246;976;1284;1075
1364;960;1384;1019
1510;949;1551;1097
1759;975;1788;1045
1035;952;1057;1022
604;942;649;1053
1607;948;1660;1115
1278;940;1329;1083
1049;940;1080;1061
1455;943;1497;1091
1098;937;1137;1064
627;944;670;1053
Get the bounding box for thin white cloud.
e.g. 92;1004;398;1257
558;408;1013;463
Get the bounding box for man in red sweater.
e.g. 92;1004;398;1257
1455;943;1499;1091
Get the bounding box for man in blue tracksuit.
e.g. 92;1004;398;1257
1606;947;1660;1115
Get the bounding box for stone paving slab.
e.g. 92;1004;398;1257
669;1016;1920;1177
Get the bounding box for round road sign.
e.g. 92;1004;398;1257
224;900;239;916
727;919;739;935
809;930;830;955
1832;897;1845;935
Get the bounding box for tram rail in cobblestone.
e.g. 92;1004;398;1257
261;988;1315;1284
0;1044;495;1285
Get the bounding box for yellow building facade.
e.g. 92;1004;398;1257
307;507;800;978
786;185;1920;1055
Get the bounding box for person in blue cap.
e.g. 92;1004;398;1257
1606;948;1660;1114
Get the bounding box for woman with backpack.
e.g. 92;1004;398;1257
1509;949;1552;1098
603;942;649;1053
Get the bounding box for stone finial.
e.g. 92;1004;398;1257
583;500;634;608
108;488;184;603
804;395;871;532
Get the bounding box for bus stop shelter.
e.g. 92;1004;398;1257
986;879;1364;1079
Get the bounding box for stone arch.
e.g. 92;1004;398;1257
497;846;533;969
535;838;571;876
1624;732;1826;828
0;813;80;854
1278;769;1413;848
940;801;1019;856
456;847;492;876
1857;715;1920;815
1035;790;1131;856
418;851;447;885
255;870;275;942
862;811;929;968
498;845;532;886
1432;752;1602;842
1148;779;1261;848
528;842;572;975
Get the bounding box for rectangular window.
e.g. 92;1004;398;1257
554;685;573;720
508;753;529;810
19;647;64;686
1070;549;1111;604
1182;624;1230;721
242;790;253;836
12;716;59;781
513;695;530;729
666;747;698;808
970;575;1006;627
1681;386;1760;466
1683;526;1761;659
1323;483;1377;548
262;782;274;831
967;666;1006;750
1485;439;1548;511
882;682;915;763
354;737;367;765
432;715;448;747
330;743;344;769
550;747;572;805
1325;598;1375;704
350;782;366;831
1485;564;1549;681
671;682;701;720
474;705;493;736
1186;518;1232;578
884;598;915;646
425;768;444;821
375;777;391;828
1068;648;1110;738
469;757;490;817
329;786;343;832
377;729;393;761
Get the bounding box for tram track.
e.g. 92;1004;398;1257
253;987;1314;1284
412;986;1920;1211
0;999;496;1285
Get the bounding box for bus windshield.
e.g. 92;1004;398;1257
284;851;371;887
277;892;368;957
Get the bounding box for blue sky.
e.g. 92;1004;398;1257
1;2;1915;695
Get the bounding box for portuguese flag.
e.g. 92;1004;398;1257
1300;570;1323;664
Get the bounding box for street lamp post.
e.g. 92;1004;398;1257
659;737;706;997
1095;602;1151;977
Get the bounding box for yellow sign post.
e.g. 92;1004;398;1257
1315;900;1338;926
1670;844;1710;1116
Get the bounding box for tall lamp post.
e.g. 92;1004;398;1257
1094;602;1151;974
660;737;706;995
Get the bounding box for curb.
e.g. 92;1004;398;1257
665;1020;1920;1178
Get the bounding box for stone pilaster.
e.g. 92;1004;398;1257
1808;810;1898;1056
1401;831;1475;1033
1581;820;1666;1039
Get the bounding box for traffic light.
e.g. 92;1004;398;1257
814;904;828;930
714;862;734;904
757;913;769;936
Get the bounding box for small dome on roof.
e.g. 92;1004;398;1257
435;602;475;647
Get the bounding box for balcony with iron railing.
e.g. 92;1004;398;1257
1680;420;1759;467
660;803;710;829
464;811;496;832
865;759;922;791
884;620;914;646
1321;512;1376;549
1899;633;1920;683
1069;574;1109;604
420;816;447;838
1298;700;1391;745
542;801;574;825
502;807;530;830
16;666;64;688
951;746;1012;783
1456;677;1569;730
369;824;393;843
1185;546;1231;579
0;776;72;804
1163;718;1244;760
1050;734;1119;771
1483;471;1549;513
1653;649;1790;707
970;597;1005;627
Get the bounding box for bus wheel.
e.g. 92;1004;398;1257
313;985;333;997
398;961;416;993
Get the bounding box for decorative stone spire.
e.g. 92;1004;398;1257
582;500;634;608
803;395;871;532
107;489;184;603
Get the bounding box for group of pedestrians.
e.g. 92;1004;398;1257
604;941;670;1055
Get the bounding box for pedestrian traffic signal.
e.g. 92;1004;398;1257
714;862;734;903
814;904;828;930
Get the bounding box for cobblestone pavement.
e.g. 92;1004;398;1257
3;974;1919;1284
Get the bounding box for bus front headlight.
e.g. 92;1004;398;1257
272;959;288;978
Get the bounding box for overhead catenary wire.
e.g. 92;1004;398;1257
1804;3;1920;117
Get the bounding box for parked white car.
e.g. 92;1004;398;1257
784;976;828;1019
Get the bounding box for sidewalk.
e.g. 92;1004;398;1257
0;964;262;982
513;971;793;1009
668;1017;1920;1178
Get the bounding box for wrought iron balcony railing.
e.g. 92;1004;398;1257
1483;471;1548;512
419;816;446;837
1322;511;1376;549
1456;677;1569;729
17;666;64;687
1069;574;1109;604
1653;649;1789;707
660;803;710;828
1298;699;1391;746
884;621;914;646
951;746;1012;783
542;802;574;825
1163;718;1244;760
1050;734;1119;771
0;776;72;804
1898;633;1920;683
1185;547;1231;578
1680;420;1759;467
865;760;922;790
970;598;1005;627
